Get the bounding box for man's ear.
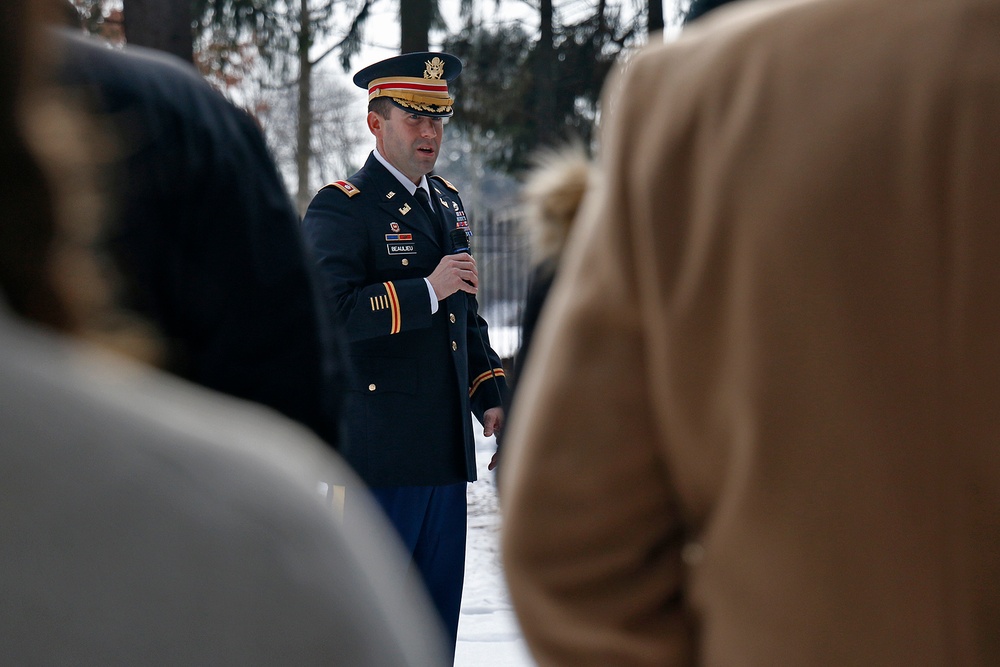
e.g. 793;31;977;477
366;110;382;136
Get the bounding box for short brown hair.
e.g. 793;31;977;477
368;97;394;119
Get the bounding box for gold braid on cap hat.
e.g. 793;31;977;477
367;57;454;112
394;100;454;113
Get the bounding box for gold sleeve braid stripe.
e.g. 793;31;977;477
469;368;506;397
384;282;401;334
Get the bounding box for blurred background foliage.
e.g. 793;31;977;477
68;0;694;213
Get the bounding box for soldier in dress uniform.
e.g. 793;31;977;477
301;51;508;659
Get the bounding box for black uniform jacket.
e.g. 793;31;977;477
301;154;507;487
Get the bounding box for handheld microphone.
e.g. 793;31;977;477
449;227;471;254
450;227;474;288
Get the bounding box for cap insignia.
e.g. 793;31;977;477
424;57;445;80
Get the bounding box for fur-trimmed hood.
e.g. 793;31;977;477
519;146;594;267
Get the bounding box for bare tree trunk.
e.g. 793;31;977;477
296;0;314;215
400;0;432;53
648;0;664;35
123;0;193;62
535;0;557;146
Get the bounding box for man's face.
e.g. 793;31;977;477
369;105;444;184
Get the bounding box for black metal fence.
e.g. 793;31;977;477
470;209;529;366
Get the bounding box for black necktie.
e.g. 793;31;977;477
414;187;439;224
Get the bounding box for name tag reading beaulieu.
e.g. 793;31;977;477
387;243;416;255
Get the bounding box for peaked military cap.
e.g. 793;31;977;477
353;51;462;118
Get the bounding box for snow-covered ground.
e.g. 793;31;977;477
455;432;537;666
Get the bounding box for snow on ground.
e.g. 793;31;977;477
455;432;537;666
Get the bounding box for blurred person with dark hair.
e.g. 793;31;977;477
51;23;346;448
0;1;447;663
501;0;1000;664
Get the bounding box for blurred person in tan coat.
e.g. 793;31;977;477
500;0;1000;664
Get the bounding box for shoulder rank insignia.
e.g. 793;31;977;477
429;174;459;193
323;180;360;197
